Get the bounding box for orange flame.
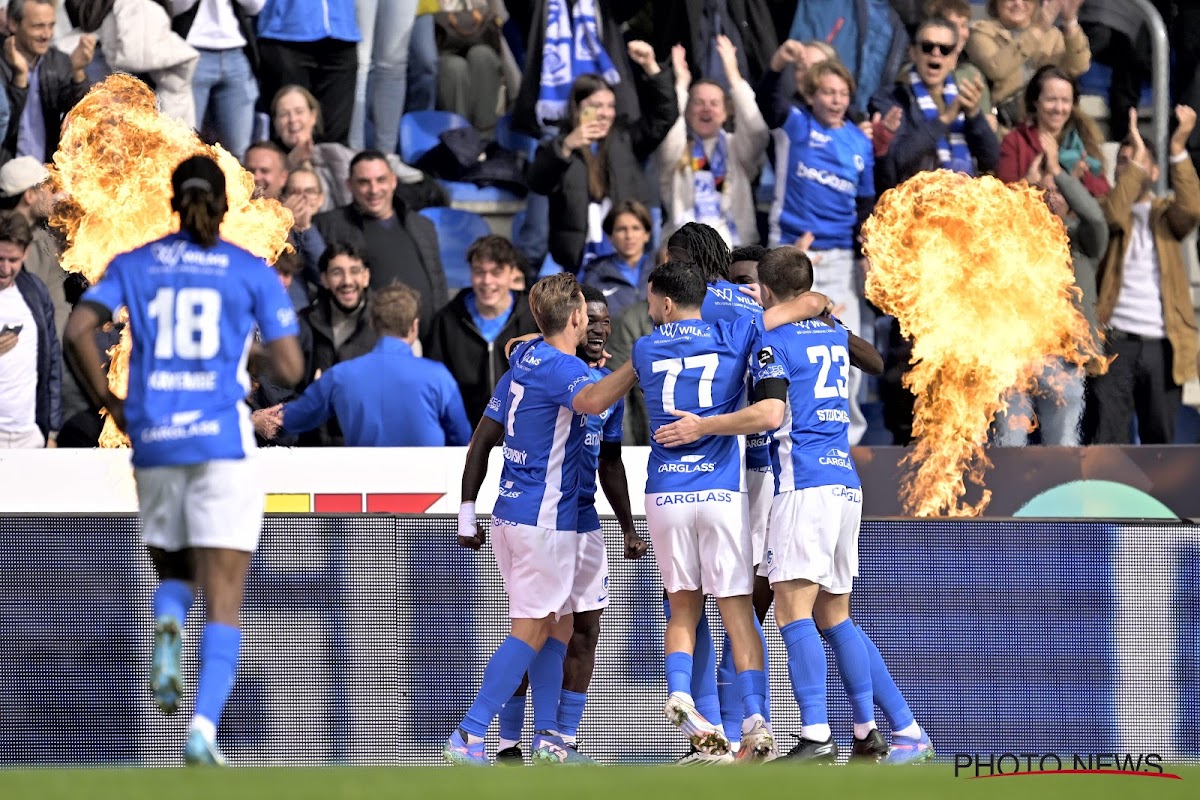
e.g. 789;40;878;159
48;74;293;448
862;171;1105;516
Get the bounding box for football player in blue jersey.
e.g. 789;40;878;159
446;273;637;766
64;155;305;766
654;247;934;765
632;260;827;763
458;285;645;764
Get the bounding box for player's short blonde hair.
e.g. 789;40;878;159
528;272;583;336
370;283;421;337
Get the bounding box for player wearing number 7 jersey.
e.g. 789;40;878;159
64;155;305;766
632;260;827;762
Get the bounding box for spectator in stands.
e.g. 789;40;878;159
647;0;778;91
273;247;309;310
282;165;327;292
786;0;909;115
997;65;1110;195
527;41;677;273
605;241;668;445
2;0;94;164
313;150;445;341
579;200;654;321
434;0;519;136
270;84;427;212
877;16;999;189
56;271;120;447
171;0;262;161
759;49;875;445
255;0;359;145
1177;3;1200;167
966;0;1090;130
0;211;58;447
657;36;768;249
0;156;66;337
350;0;422;151
426;234;538;426
1077;0;1162;143
276;283;471;446
994;143;1107;446
296;242;377;443
1086;107;1200;445
924;0;994;126
244;140;288;199
789;40;837;108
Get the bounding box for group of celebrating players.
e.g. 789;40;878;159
446;222;935;767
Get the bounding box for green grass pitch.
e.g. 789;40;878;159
1;764;1196;800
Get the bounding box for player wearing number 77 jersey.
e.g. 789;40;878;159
654;247;934;765
65;155;306;766
632;260;828;762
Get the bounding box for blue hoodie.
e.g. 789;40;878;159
257;0;360;43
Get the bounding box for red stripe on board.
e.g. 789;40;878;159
365;493;445;513
313;494;363;513
969;770;1181;780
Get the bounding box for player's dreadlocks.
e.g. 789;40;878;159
667;222;730;284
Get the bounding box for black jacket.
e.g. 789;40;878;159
296;290;378;445
0;37;90;164
649;0;778;87
313;197;446;341
14;270;61;441
425;289;540;427
526;66;677;272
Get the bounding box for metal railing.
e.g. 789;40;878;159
1130;0;1171;195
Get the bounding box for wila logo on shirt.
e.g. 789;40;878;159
658;453;716;474
657;322;709;339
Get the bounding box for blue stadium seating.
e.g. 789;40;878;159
401;111;524;205
418;207;492;290
495;114;539;159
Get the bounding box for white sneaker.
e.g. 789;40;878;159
663;693;730;755
735;714;775;763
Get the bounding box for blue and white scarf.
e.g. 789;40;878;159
910;67;972;174
537;0;621;131
690;132;735;243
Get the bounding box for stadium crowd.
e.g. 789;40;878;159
1;0;1199;450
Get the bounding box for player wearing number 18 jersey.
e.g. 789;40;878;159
65;155;305;766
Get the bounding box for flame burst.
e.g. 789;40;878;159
862;171;1104;516
48;74;293;447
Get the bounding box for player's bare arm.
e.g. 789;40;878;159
761;291;830;330
812;314;884;375
64;302;126;431
573;361;637;416
597;446;647;559
653;398;787;448
262;337;306;387
458;416;504;551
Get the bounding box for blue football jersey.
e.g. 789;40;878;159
752;318;861;493
82;232;299;468
487;340;596;531
700;280;772;470
633;315;759;493
485;364;623;533
769;106;874;249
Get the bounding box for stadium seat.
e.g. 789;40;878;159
400;110;472;165
495;114;539;159
418;207;492;290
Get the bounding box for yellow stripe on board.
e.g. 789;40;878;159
264;494;311;513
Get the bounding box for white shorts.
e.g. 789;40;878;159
764;486;862;594
644;491;752;598
570;529;610;613
135;459;263;553
746;467;772;571
491;519;577;620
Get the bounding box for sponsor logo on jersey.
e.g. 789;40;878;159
653;491;734;505
491;516;521;528
794;160;856;195
498;479;522;499
521;352;543;367
657;454;717;474
818;447;852;469
148;370;218;391
502;445;528;465
585;431;601;446
746;433;771;449
757;347;775;367
567;375;591;393
657;322;709;339
487;396;501;413
140;419;221;443
151;241;230;268
277;307;297;328
817;409;850;423
758;364;786;381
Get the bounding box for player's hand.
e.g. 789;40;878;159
504;332;541;360
624;531;648;560
653;409;705;447
458;502;486;551
737;282;763;306
589;349;612;369
70;34;96;74
105;394;127;433
1171;105;1197;155
0;330;17;356
252;405;283;439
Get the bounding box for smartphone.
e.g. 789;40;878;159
580;106;598;125
1;324;22;335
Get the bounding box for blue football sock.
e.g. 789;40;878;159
152;579;193;625
498;691;527;742
754;613;771;721
665;650;693;697
690;614;722;729
192;623;241;732
858;625;915;731
780;618;828;727
717;635;741;744
461;636;537;738
736;669;768;720
824;619;874;726
529;638;567;732
557;689;587;739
